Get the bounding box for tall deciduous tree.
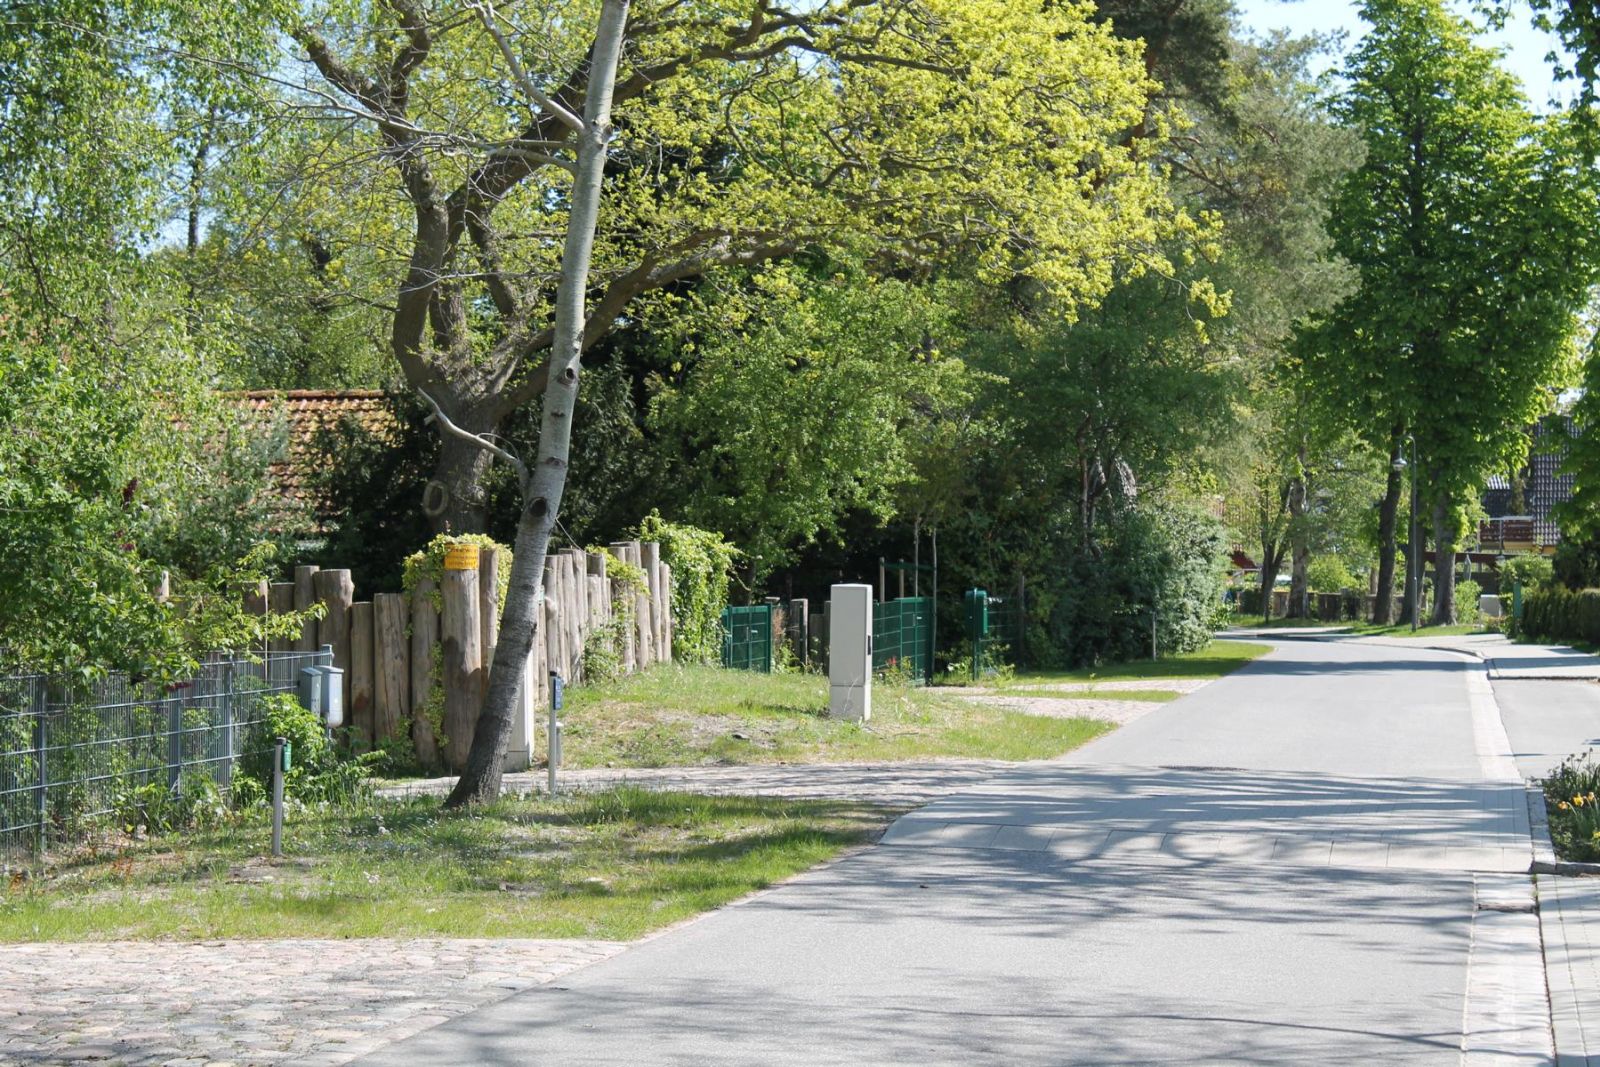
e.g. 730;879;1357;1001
228;0;1193;535
1303;0;1598;624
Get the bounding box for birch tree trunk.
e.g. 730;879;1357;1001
445;0;630;808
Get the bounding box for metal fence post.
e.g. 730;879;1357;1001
32;684;47;855
167;695;184;792
219;663;235;789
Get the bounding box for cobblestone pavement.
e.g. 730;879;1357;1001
0;938;624;1066
380;758;1017;805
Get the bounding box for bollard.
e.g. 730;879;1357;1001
548;672;564;796
271;736;287;858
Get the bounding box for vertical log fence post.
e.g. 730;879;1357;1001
350;601;376;747
409;579;443;771
441;545;483;774
293;565;321;653
373;593;410;746
313;569;354;711
480;547;502;694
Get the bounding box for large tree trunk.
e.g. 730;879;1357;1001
1287;465;1310;619
446;0;630;808
1259;542;1282;623
427;429;497;535
1372;432;1403;624
1431;494;1457;626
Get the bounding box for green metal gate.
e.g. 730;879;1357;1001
721;604;773;672
874;596;934;682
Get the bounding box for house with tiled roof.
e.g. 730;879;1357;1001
239;390;398;525
1479;416;1575;556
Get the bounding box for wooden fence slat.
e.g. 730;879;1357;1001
244;579;269;617
661;563;674;662
409;579;443;772
640;542;661;667
441;564;482;773
373;592;409;746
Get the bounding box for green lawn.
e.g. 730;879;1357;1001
554;664;1113;768
1341;622;1485;639
0;789;891;942
995;639;1271;686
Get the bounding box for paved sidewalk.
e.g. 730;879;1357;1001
0;938;623;1066
1539;875;1600;1065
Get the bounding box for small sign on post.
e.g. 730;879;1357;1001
443;543;480;571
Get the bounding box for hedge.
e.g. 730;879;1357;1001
1520;585;1600;646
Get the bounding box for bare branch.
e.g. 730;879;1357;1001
473;2;586;134
417;388;530;490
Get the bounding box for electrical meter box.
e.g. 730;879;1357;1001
829;583;873;721
964;588;990;639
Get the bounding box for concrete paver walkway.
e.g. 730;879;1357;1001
1539;876;1600;1066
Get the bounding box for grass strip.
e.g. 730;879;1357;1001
0;789;893;942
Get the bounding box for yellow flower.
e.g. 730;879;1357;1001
1559;801;1572;811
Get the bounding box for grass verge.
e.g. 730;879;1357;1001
0;789;891;942
553;665;1113;768
999;639;1271;686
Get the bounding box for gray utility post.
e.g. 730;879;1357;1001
829;584;873;721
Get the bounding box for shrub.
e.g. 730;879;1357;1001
1455;579;1482;624
1038;501;1229;667
238;693;370;807
1306;556;1359;593
1499;552;1554;594
636;512;739;664
1520;584;1600;645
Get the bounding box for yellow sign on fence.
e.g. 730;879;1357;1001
443;544;480;571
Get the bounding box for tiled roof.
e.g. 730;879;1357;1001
239;390;398;516
1479;416;1576;544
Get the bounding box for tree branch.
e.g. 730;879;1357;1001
417;387;530;491
473;2;586;134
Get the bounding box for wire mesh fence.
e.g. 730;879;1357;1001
0;649;331;861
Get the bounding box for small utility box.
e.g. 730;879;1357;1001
829;583;873;721
319;666;345;729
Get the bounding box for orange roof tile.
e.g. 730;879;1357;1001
238;390;400;520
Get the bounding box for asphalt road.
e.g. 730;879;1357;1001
355;640;1537;1066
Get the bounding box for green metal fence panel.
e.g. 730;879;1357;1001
874;597;934;681
721;604;773;672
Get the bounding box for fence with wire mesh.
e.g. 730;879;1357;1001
0;649;331;860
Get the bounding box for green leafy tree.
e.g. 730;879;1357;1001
1303;0;1600;624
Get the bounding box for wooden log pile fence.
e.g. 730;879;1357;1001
250;540;674;773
